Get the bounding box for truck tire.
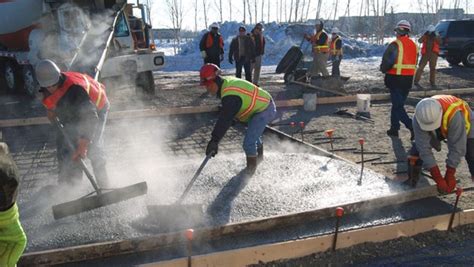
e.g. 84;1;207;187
135;71;155;98
446;56;461;66
462;48;474;68
3;61;22;93
276;46;303;74
21;65;39;97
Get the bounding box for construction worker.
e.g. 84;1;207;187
251;23;266;86
0;142;27;267
199;22;224;67
229;25;256;82
304;20;330;78
329;27;343;77
35;60;110;187
409;95;474;193
200;63;276;175
414;25;441;88
380;20;418;140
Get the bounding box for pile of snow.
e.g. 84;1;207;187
160;21;385;72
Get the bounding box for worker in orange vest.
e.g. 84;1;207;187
380;20;418;140
408;95;474;193
304;20;330;78
199;22;225;67
414;25;441;88
329;27;343;77
35;60;110;187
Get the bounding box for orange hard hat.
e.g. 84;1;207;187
200;63;221;86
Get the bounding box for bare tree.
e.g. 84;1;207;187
243;0;246;23
255;0;258;23
246;0;253;24
284;0;288;22
261;0;265;23
267;0;270;22
194;0;198;32
288;0;293;22
332;0;339;27
304;0;311;21
164;0;184;55
228;0;233;21
214;0;223;23
202;0;209;29
315;0;322;20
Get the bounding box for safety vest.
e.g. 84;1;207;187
205;33;224;49
42;72;108;111
330;36;343;56
421;37;440;55
432;95;471;138
311;30;329;53
221;77;272;123
386;35;418;76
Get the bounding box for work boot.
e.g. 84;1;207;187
245;156;258;176
257;145;263;164
386;129;399;138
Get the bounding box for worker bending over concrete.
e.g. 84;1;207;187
304;20;330;78
200;63;277;175
0;142;27;267
408;95;474;193
35;60;110;187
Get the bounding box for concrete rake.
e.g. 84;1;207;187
52;118;148;220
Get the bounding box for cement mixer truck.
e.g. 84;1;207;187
0;0;164;97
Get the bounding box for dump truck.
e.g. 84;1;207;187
0;0;164;97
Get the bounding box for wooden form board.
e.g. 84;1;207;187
3;88;474;128
19;184;438;266
141;209;474;267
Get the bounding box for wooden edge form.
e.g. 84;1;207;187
3;87;474;128
141;209;474;267
18;184;437;266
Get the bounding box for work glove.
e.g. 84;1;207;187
72;138;90;161
429;165;449;193
206;139;219;157
220;54;224;62
445;166;456;193
200;51;207;59
229;58;233;65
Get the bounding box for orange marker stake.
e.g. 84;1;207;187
299;121;305;141
185;229;194;267
448;188;463;231
358;138;365;185
325;129;335;151
332;207;345;251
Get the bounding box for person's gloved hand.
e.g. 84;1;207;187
200;51;207;59
220;54;224;62
229;58;233;64
206;139;218;157
430;165;449;193
445;166;456;193
72;138;90;161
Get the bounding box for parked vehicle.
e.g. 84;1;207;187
0;0;164;97
435;19;474;67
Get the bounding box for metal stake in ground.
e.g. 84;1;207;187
185;228;194;267
332;207;344;251
325;129;335;151
448;187;463;231
299;121;305;141
290;121;296;137
358;138;365;186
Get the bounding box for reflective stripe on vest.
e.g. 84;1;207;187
433;95;471;138
221;78;271;122
330;36;342;55
42;72;108;111
421;38;440;55
386;36;418;76
312;31;329;53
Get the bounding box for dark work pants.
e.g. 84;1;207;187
389;88;412;131
56;107;110;188
332;58;341;76
235;57;252;82
205;55;221;67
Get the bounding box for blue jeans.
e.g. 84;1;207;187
243;100;277;156
389;88;412;131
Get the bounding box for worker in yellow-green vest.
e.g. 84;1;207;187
199;63;277;175
0;142;27;267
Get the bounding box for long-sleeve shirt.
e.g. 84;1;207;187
414;110;474;169
199;32;224;58
211;94;241;142
380;41;414;90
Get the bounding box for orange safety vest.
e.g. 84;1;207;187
386;35;418;76
421;37;440;55
432;95;471;138
311;30;329;53
330;36;343;55
205;33;224;49
42;72;108;111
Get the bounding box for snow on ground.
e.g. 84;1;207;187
158;21;386;72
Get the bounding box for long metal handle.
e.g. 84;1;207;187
54;117;102;194
177;155;212;203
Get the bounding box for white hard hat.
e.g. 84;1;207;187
331;27;340;34
315;20;323;26
415;98;443;131
427;24;436;32
395;20;411;33
35;59;61;88
209;22;219;30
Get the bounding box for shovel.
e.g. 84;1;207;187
147;155;212;227
51;117;148;220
